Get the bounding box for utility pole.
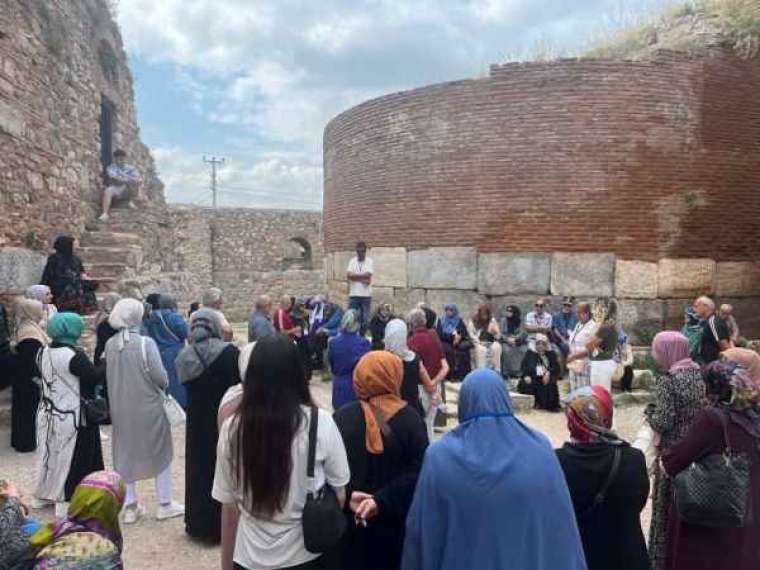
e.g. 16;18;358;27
203;155;225;208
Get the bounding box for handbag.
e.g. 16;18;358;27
579;446;622;518
140;337;186;427
302;406;346;553
673;408;752;528
82;395;111;426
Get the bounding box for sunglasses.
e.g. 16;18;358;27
535;304;544;308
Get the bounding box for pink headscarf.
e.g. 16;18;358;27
723;348;760;387
652;331;700;374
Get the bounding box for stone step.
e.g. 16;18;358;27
94;277;119;293
86;262;128;279
79;245;142;266
79;231;141;248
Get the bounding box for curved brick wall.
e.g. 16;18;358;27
324;49;760;261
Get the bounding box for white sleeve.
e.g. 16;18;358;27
365;258;374;275
346;258;356;273
105;164;117;177
525;312;536;326
212;420;238;504
318;410;350;488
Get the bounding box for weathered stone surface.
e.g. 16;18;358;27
332;251;355;281
0;247;47;293
487;295;546;321
0;100;24;137
550;253;615;297
425;289;485;318
369;247;407;288
371;286;395;309
633;369;655;391
392;288;427;313
658;258;716;298
408;248;477;290
327;280;349;307
718;297;760;340
618;299;664;345
663;298;697;330
716;262;760;297
614;391;655;407
615;260;658;299
323;254;334;284
477;253;550;295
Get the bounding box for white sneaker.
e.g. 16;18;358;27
54;502;68;518
30;497;53;510
156;501;185;521
123;503;147;525
98;213;110;222
127;201;137;210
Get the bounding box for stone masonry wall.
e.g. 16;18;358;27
0;0;163;254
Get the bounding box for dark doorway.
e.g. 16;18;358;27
99;97;116;175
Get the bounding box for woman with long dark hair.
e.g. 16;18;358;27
213;335;350;570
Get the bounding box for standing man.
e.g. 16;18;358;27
565;302;597;390
346;241;373;336
99;149;142;222
247;295;275;343
693;296;732;363
202;287;234;342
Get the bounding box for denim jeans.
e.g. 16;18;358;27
348;296;372;336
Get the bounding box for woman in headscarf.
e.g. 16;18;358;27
105;298;183;525
10;299;49;452
369;303;395;350
334;351;428;570
176;308;239;543
587;297;620;392
33;312;104;518
25;285;58;327
94;292;121;364
40;236;86;314
31;470;126;569
143;294;189;408
518;332;561;411
680;305;703;362
401;369;586;570
0;480;37;568
467;304;502;372
384;318;436;417
498;304;528;379
662;361;760;570
645;331;706;570
556;386;649;570
722;348;760;387
435;304;472;381
328;309;371;410
289;297;313;380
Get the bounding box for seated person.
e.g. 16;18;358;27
99;149;142;222
498;304;528;378
0;480;40;569
436;303;473;381
614;328;635;392
467;304;502;372
525;298;553;343
551;297;578;358
518;333;561;411
369;303;394;350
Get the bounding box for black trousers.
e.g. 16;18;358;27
234;550;337;570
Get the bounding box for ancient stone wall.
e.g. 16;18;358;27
0;0;162;254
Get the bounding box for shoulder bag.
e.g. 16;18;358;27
673;408;752;528
302;406;347;553
140;337;186;427
579;446;622;518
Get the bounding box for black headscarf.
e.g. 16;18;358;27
503;305;522;335
423;307;437;330
145;293;161;311
53;235;75;257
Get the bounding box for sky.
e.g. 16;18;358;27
117;0;679;210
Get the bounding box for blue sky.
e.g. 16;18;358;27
118;0;679;210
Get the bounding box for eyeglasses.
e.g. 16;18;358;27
535;304;544;308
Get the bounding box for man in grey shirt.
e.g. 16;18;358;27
248;295;275;343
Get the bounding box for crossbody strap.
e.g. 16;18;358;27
710;407;733;454
156;311;182;343
306;406;318;493
580;446;622;518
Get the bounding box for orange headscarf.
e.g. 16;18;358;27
723;348;760;387
352;351;407;454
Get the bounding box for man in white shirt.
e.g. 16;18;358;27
346;241;373;336
99;149;142;222
202;287;234;342
525;298;553;343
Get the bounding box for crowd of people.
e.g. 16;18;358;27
0;238;758;569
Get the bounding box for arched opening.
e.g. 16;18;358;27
283;237;313;270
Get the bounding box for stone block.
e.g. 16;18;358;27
0;99;25;137
477;252;550;295
633;369;655;391
425;289;486;319
487;295;545;321
369;247;407;288
716;262;760;297
371;286;395;309
0;247;46;293
327;280;349;307
392;288;427;313
550;253;615;297
663;298;696;330
332;251;354;281
615;260;658;299
658;258;715;298
718;297;760;340
617;299;664;345
408;247;477;290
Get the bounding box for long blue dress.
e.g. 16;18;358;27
143;309;189;408
328;332;370;410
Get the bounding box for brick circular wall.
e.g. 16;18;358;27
324;51;760;261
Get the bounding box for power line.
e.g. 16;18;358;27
203;155;226;208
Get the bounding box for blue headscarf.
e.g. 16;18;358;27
401;369;586;570
440;303;460;335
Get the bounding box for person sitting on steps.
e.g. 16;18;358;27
99;149;142;222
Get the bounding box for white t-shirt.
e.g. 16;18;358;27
212;407;350;570
347;256;373;297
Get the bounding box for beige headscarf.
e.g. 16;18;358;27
15;299;50;345
723;348;760;387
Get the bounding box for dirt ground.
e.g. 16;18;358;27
0;371;650;570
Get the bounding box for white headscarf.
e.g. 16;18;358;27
384;318;416;362
108;298;145;351
15;299;50;345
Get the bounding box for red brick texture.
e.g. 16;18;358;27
323;49;760;261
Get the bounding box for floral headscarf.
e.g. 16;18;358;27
565;385;618;443
703;361;760;444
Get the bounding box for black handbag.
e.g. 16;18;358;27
302;406;347;553
82;395;111;426
673;408;752;528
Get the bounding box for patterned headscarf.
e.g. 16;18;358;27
651;331;700;374
25;285;51;303
31;470;126;568
565;385;617;443
47;313;85;346
340;309;361;334
723;348;760;388
176;309;229;384
703;361;760;443
353;351;407;454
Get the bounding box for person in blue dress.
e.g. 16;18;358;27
142;294;189;408
328;309;370;410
